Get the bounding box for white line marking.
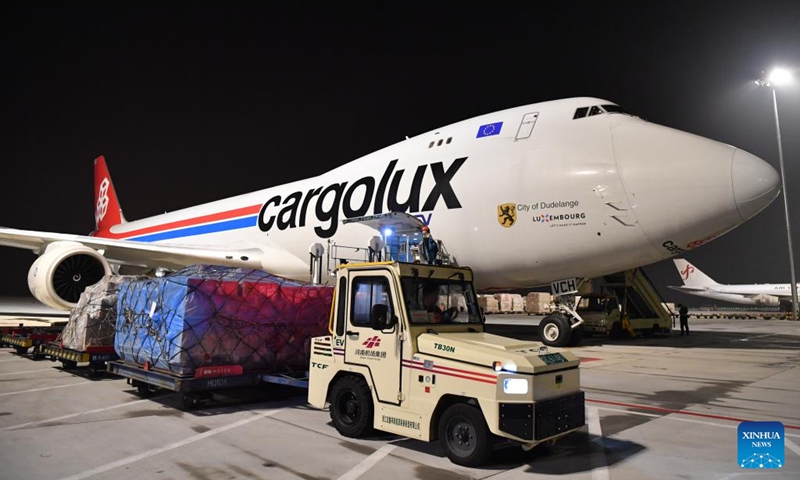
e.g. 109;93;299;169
0;368;59;377
595;406;800;438
586;406;610;480
336;444;396;480
1;399;150;432
57;408;285;480
0;358;28;363
0;381;92;397
786;439;800;457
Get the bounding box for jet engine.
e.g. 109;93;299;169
27;242;111;310
752;294;780;306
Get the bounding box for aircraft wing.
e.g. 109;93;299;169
0;227;268;270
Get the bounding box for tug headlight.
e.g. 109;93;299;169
493;361;517;373
503;377;529;395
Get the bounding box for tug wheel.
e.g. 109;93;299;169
330;376;374;438
438;403;493;467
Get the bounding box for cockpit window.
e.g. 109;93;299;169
573;107;589;119
574;104;629;120
602;104;626;114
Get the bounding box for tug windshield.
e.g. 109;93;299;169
401;277;483;324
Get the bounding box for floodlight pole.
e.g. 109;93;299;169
770;87;799;320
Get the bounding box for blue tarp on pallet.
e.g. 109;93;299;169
114;265;332;376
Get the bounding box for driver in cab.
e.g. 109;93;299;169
422;283;459;323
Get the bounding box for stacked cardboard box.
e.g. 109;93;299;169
525;292;552;315
478;295;499;314
510;294;525;313
493;294;524;313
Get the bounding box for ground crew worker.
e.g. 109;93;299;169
421;225;438;265
679;304;690;336
422;282;457;323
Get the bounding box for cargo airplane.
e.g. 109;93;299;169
668;259;797;306
0;98;781;314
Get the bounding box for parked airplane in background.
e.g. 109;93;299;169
0;98;781;316
669;259;796;306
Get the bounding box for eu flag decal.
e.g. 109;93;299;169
476;121;503;138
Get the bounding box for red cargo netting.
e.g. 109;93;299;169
115;265;334;376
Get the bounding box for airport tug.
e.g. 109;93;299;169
309;261;585;466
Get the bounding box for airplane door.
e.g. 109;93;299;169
515;112;539;140
343;270;403;405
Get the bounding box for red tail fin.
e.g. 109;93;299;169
93;156;125;233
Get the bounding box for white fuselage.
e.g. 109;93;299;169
672;284;797;305
668;259;793;306
712;284;796;297
95;97;780;289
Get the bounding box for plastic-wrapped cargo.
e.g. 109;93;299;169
115;265;333;376
477;295;499;314
510;294;525;313
493;294;514;313
61;275;142;351
525;292;552;315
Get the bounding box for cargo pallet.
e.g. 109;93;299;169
107;360;309;410
41;344;118;377
1;333;60;359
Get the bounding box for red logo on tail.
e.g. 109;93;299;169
681;264;695;280
95;177;110;224
92;156;124;234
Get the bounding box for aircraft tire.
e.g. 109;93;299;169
567;326;584;347
539;315;572;347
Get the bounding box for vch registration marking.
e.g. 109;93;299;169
258;158;467;238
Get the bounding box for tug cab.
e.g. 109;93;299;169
308;261;585;466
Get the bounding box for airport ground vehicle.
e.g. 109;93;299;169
42;343;118;376
577;269;672;338
607;269;672;337
0;330;60;358
308;261;585;467
575;294;620;336
108;360;308;410
536;268;660;345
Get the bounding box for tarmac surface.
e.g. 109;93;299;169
1;316;799;480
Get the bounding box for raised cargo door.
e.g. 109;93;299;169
344;269;403;405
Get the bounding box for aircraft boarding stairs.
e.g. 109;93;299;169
592;268;673;337
307;212;456;283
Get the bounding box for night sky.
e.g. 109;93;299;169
2;2;799;306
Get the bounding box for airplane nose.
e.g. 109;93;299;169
731;149;781;221
609;117;780;257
